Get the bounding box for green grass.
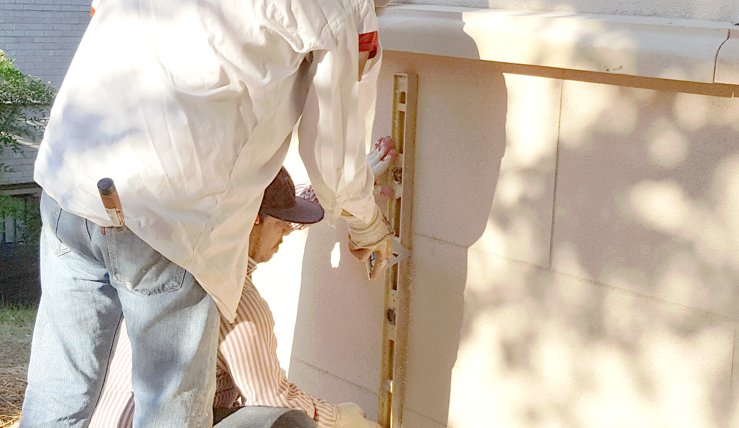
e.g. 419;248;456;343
0;304;36;328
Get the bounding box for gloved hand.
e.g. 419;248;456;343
343;205;393;280
367;136;396;178
368;137;398;199
335;402;382;428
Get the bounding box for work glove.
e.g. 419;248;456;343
335;402;382;428
343;205;393;280
345;137;396;279
368;136;396;178
369;136;397;199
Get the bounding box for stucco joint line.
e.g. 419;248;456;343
548;265;735;321
731;328;736;394
547;81;565;269
291;357;379;396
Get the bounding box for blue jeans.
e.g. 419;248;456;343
21;192;220;427
215;407;317;428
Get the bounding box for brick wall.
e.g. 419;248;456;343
0;0;91;88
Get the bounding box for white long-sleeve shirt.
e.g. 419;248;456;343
34;0;381;320
90;259;341;428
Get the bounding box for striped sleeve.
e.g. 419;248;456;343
218;277;339;428
88;321;135;428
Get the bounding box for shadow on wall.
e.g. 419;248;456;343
460;81;739;428
552;84;737;427
291;9;739;428
446;13;739;428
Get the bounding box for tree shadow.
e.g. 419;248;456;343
293;8;739;427
292;45;508;426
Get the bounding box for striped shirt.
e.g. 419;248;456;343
90;259;339;427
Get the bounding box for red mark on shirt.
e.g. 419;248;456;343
359;31;379;59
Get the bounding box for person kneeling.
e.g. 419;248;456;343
90;167;381;428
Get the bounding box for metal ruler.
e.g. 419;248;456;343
378;72;418;428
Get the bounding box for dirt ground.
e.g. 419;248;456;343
0;305;35;427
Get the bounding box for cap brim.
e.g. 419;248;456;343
264;197;324;225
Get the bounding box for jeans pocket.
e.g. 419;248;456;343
106;227;188;296
40;192;71;257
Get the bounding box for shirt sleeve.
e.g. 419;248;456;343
297;2;381;225
219;283;340;428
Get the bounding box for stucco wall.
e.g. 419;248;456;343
394;0;737;22
0;0;90;88
262;50;739;427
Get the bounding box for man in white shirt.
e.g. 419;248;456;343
21;1;392;426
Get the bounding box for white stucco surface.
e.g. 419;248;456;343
393;0;735;22
264;50;739;427
456;253;734;427
554;82;739;318
378;5;734;83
